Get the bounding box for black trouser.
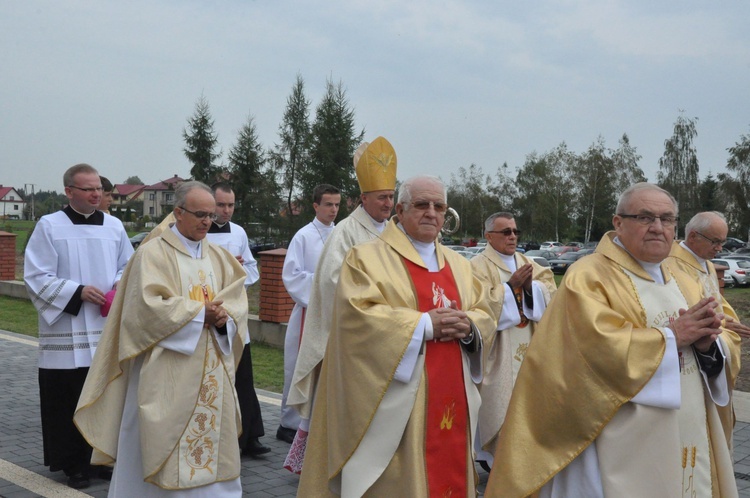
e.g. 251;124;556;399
235;344;265;450
38;367;92;476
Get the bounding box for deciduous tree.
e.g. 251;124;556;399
658;114;700;234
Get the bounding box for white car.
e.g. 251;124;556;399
540;241;563;250
712;258;750;287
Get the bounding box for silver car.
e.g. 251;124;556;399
711;258;750;287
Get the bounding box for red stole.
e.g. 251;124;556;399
404;258;468;497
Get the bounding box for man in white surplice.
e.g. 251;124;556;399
278;184;340;449
75;181;249;497
25;163;132;489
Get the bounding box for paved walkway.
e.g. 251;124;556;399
1;328;750;497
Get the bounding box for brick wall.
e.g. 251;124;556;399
0;232;16;281
258;248;294;323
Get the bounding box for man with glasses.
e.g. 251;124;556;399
207;182;270;458
668;211;750;341
486;183;740;497
470;212;556;471
298;175;494;496
75;181;249;496
24;163;133;489
286;137;397;461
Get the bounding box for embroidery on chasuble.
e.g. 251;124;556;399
175;253;225;487
627;269;712;497
403;259;468;498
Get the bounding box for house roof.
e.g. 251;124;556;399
0;186;23;201
143;175;185;191
113;184;145;196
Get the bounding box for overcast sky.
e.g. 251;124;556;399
2;0;749;194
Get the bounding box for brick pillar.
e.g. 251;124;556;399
258;248;294;323
0;231;17;281
714;264;728;295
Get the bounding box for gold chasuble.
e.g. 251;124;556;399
485;232;738;498
403;259;468;497
666;241;742;452
297;219;494;498
74;228;249;491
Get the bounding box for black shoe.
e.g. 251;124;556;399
243;438;271;457
92;464;113;481
276;426;297;444
67;472;90;489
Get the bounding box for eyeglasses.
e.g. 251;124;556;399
487;228;521;236
67;185;103;193
694;231;726;247
618;214;679;227
410;200;448;213
179;206;218;222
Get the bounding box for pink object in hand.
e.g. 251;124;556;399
101;290;116;317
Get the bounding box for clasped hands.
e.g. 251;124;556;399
428;299;471;342
205;300;229;328
507;263;533;292
668;297;723;352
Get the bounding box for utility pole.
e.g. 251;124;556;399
24;183;37;220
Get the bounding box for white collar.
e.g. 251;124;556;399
362;207;388;233
680;241;708;271
397;223;438;271
171;225;202;259
613;236;664;284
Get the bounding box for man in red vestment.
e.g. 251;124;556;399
297;175;495;497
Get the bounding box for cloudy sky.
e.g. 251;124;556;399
2;0;749;194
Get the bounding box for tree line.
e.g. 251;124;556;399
16;78;750;245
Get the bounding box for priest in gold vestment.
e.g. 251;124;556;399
470;212;556;469
298;176;494;497
667;211;750;343
75;182;249;497
486;183;740;498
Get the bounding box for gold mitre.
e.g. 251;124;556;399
353;136;397;193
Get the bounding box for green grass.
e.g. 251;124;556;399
3;219;35;255
0;295;39;337
250;343;285;392
0;294;283;392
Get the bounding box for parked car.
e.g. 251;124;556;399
540;241;563;250
524;249;557;260
248;238;276;256
456;250;477;260
465;246;484;254
551;245;578;256
711;258;750;287
129;231;149;249
564;242;584;249
443;245;466;253
519;241;541;251
548;250;592;275
583;241;598;250
732;246;750;255
528;256;551;267
723;237;746;252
